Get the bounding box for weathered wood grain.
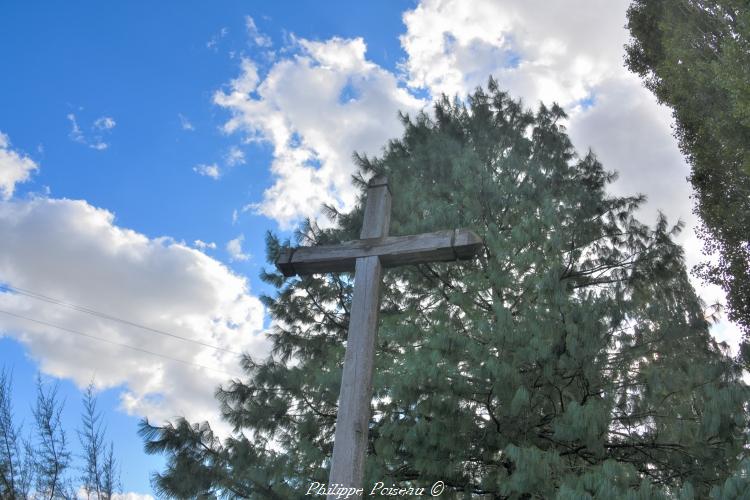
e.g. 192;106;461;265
276;229;482;277
327;255;382;497
274;175;483;499
359;175;391;239
327;176;390;499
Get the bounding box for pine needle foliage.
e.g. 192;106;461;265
31;377;76;500
79;382;120;500
141;83;750;498
1;372;121;500
0;369;32;499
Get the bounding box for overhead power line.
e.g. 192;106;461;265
0;284;242;356
0;308;242;379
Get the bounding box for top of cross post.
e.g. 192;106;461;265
361;175;391;239
367;175;390;195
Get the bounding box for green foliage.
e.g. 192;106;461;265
0;369;32;499
80;383;104;498
79;382;120;500
625;0;750;342
0;370;120;500
143;84;749;498
30;376;76;499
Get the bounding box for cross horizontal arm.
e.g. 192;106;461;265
277;228;482;277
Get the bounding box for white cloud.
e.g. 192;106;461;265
209;1;739;351
226;234;250;262
193;163;221;180
225;146;246;167
566;75;690;225
178;113;195;131
67;113;86;144
207;27;229;50
67;113;115;151
78;489;154;500
0;131;39;200
193;239;217;250
0;198;268;433
565;72;740;347
93;116;117;131
111;494;155;500
214;38;426;228
399;0;741;349
245;16;272;48
228;57;260;95
401;0;629;107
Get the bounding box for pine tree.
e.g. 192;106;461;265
79;382;119;500
100;442;118;500
0;369;121;499
79;383;104;499
141;83;750;498
0;369;32;499
31;376;75;500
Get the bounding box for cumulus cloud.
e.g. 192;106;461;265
400;0;629;107
566;75;690;225
564;73;739;342
399;0;686;224
208;0;740;350
399;0;740;349
203;0;739;349
0;198;268;432
0;131;39;200
213;38;426;228
193;163;221;179
226;234;250;262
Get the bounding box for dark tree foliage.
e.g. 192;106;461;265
30;377;76;500
0;371;120;500
100;443;117;500
79;383;120;500
80;383;105;499
625;0;750;347
0;369;32;499
142;84;750;498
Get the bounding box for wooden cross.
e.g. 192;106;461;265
276;176;482;498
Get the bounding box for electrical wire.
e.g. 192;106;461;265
0;308;242;379
0;284;242;356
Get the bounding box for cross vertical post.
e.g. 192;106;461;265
327;176;390;498
276;175;482;498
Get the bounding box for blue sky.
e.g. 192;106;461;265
0;1;740;496
2;0;412;261
2;2;416;495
